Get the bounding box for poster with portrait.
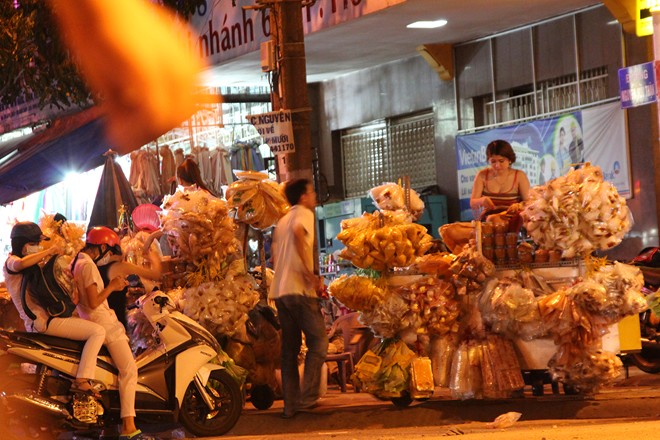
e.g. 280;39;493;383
455;101;630;220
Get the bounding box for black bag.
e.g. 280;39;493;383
20;254;77;320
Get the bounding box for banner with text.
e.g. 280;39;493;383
247;111;295;155
455;101;630;220
189;0;405;65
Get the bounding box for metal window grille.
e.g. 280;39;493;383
341;112;436;198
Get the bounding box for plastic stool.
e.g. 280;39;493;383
326;352;354;392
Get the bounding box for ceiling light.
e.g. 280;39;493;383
407;19;447;29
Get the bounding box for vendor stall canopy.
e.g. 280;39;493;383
0;107;122;205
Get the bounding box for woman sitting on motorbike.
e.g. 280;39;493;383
84;224;162;330
3;221;106;395
71;226;154;440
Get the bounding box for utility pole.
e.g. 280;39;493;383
261;0;313;183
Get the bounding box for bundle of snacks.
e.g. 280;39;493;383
537;289;610;348
449;244;496;296
430;335;458;387
360;293;411;338
225;170;289;229
397;277;460;336
161;188;238;286
120;230;161;267
480;334;525;399
580;261;647;322
449;340;483;400
328;275;386;312
369;182;425;220
548;345;622;392
412;252;455;277
182;265;260;337
337;211;433;271
39;214;86;259
478;278;544;340
521;164;631;258
352;339;416;398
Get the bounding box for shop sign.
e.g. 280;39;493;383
189;0;405;65
618;61;658;108
636;0;655;37
246;110;295;155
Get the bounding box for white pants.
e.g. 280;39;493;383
105;338;138;418
46;317;106;380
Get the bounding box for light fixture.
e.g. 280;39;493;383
407;19;447;29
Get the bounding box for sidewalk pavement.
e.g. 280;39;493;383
223;367;660;438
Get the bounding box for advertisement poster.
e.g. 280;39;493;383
456;101;630;220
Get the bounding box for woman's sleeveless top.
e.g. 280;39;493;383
98;263;129;329
481;169;522;208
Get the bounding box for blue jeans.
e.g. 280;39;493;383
275;295;329;414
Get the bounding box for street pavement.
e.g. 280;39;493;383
66;366;660;439
217;366;660;439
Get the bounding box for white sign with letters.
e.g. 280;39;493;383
247;111;295;155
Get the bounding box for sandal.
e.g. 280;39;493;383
118;430;161;440
70;379;103;398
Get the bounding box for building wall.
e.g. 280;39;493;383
315;55;461;219
313;29;659;260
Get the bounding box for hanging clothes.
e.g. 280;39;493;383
160;145;176;195
210;146;233;195
230;140;265;178
130;149;161;203
174;148;185;168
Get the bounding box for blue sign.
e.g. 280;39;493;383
618;61;657;109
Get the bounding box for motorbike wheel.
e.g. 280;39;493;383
179;369;242;437
629;352;660;374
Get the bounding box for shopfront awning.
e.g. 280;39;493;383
0;107;117;205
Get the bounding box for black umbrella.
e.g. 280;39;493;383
88;150;138;230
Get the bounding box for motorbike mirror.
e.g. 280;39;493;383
154;295;169;307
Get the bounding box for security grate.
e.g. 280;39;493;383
341;112;436;198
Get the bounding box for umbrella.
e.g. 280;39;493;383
88;150;138;230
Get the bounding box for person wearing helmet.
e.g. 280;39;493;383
3;221;106;395
84;226;162;329
71;226;151;440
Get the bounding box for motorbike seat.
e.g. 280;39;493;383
8;330;112;357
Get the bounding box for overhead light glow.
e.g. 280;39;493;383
64;171;80;185
407;19;447;29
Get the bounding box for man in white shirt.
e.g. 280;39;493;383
269;178;329;419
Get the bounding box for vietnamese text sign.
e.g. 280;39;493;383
618;61;657;109
189;0;405;65
247;111;295;155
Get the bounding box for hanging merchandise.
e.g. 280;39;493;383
191;146;213;185
160;188;238;286
520;164;631;258
174;147;185;168
128;149;161;203
230;140;265;177
160;145;176;195
210;145;233;194
39;213;86;261
225;170;289;230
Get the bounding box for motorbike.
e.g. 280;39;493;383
626;248;660;374
0;289;242;439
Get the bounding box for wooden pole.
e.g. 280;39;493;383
270;0;313;183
